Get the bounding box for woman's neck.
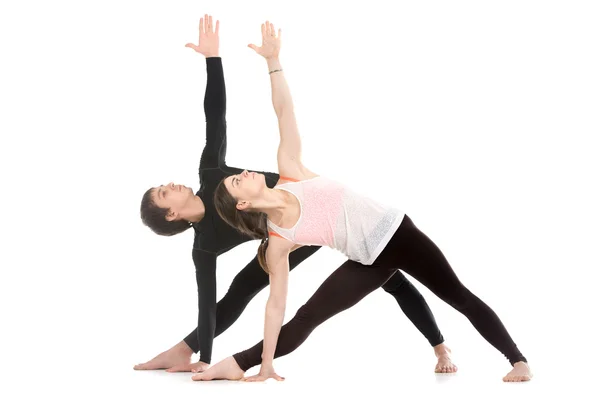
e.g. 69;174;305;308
254;188;297;226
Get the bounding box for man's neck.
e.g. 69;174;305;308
187;196;206;223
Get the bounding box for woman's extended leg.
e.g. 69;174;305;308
381;215;531;382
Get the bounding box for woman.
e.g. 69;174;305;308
198;21;532;383
135;15;457;374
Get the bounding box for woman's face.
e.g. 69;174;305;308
224;170;267;210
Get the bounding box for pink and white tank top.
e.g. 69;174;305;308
267;176;405;265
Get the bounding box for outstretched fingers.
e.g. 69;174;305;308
263;21;278;37
198;17;204;41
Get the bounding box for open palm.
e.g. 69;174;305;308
186;14;219;57
248;21;281;59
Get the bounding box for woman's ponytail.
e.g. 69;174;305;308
257;235;270;274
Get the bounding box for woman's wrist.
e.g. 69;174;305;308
260;355;274;366
260;361;274;372
266;57;281;71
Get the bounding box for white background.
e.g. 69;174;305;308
1;0;599;399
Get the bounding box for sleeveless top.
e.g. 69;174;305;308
267;176;405;265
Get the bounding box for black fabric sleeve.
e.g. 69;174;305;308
199;57;227;171
191;249;218;364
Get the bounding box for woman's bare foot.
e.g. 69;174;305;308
503;361;532;382
192;356;244;381
433;343;458;373
133;340;193;370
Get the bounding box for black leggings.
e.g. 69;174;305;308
184;245;445;353
233;215;527;370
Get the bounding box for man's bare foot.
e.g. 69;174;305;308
192;356;244;381
503;361;532;382
433;343;458;373
133;340;194;370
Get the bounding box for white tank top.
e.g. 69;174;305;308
267;176;405;265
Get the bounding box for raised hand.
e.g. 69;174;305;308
185;14;219;57
248;20;281;59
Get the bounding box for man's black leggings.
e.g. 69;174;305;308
233;215;527;370
184;245;445;352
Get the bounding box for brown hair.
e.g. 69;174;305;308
214;177;270;273
140;187;192;236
